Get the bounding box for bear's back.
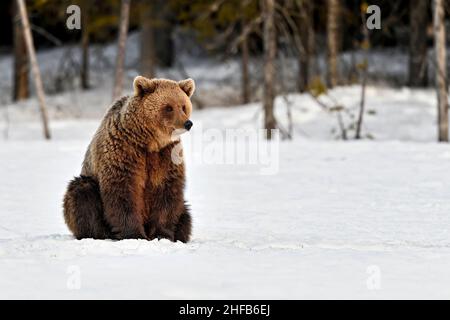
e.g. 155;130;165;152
81;96;130;177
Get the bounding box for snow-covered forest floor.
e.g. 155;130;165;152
1;38;450;299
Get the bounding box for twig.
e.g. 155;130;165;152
228;16;263;54
336;111;348;140
307;92;348;140
30;24;63;46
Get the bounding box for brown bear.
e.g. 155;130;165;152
63;76;195;242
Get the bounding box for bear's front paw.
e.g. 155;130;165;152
113;226;148;240
153;227;175;242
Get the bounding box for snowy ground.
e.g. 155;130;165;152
1;84;450;299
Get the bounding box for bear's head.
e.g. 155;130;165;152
131;76;195;148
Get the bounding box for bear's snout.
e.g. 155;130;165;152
184;120;193;131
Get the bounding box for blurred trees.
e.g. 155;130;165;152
139;1;156;78
79;0;90;89
263;0;277;139
112;0;130;100
297;0;315;93
10;0;435;95
170;0;260;104
5;0;450;141
12;0;29;101
409;0;429;87
327;0;340;88
153;0;174;68
240;2;251;104
241;27;250;104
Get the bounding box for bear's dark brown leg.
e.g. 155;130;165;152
145;222;175;241
174;205;192;243
100;182;147;240
63;176;113;239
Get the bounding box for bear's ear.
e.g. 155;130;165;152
133;76;158;96
178;78;195;97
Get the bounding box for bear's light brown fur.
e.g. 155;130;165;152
63;77;195;242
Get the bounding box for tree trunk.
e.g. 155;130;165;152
409;0;429;87
355;8;370;140
327;0;340;88
154;0;174;68
16;0;51;139
298;0;314;92
80;0;90;90
140;1;156;78
12;0;29;101
241;32;250;104
112;0;131;101
262;0;277;140
433;0;449;142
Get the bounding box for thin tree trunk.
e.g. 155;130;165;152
262;0;277;140
409;0;429;87
355;8;370;140
140;1;155;78
16;0;51;139
113;0;131;100
298;0;314;92
12;0;29;101
153;0;174;68
433;0;449;142
355;63;368;140
241;32;250;104
80;0;90;90
327;0;340;88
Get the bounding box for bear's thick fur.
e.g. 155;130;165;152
63;77;195;242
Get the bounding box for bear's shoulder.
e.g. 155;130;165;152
106;96;130;117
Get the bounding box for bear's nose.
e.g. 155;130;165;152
184;120;193;131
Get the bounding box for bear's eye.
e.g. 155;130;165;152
182;105;186;113
165;105;173;112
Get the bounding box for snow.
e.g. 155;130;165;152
1;84;450;299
